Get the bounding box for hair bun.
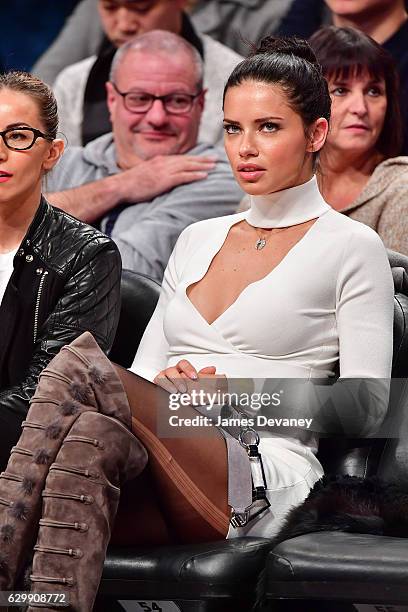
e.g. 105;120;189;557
255;35;319;66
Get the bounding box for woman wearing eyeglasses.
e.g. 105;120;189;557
0;71;121;469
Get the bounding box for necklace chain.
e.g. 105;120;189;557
253;226;289;251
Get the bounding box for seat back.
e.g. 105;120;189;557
318;250;408;478
376;381;408;484
389;249;408;378
108;269;161;368
377;275;408;484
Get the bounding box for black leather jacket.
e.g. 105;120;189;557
0;198;121;467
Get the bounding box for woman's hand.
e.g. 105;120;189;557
154;359;200;393
154;360;224;395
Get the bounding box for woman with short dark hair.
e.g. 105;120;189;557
310;26;408;254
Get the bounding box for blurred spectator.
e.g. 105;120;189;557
279;0;330;38
33;0;295;84
38;0;241;147
280;0;408;37
45;31;243;282
313;27;408;253
1;1;80;71
189;0;294;55
279;0;408;153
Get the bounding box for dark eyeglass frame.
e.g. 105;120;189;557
111;82;202;115
0;126;53;151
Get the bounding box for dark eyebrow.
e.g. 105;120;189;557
253;116;283;124
4;122;32;129
223;116;283;125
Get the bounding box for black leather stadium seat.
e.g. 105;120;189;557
264;251;408;610
108;269;161;368
98;252;408;611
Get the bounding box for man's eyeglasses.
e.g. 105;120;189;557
0;127;53;151
111;83;202;115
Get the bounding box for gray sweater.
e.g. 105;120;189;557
46;134;243;281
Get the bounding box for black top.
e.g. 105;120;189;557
383;19;408;155
0;198;121;469
278;0;326;39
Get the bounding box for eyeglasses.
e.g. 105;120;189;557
111;83;202;115
0;127;53;151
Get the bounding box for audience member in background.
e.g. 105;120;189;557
279;0;331;38
0;71;121;469
33;0;296;85
280;0;408;38
280;0;408;154
310;26;408;254
38;0;241;147
46;31;243;282
190;0;294;55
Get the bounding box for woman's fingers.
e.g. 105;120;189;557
154;366;187;393
153;373;179;394
154;362;221;395
154;360;198;393
177;359;198;380
198;366;217;374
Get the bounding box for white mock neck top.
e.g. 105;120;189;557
132;177;393;382
131;177;393;538
246;176;331;228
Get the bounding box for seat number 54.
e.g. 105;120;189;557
136;603;181;612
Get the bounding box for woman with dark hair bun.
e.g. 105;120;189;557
0;38;394;610
131;34;393;536
309;26;408;254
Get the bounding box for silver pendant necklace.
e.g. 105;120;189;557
253;225;290;251
255;237;267;251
